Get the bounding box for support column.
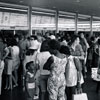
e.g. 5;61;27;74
28;6;32;36
55;10;59;33
90;16;93;38
14;30;16;35
75;13;78;34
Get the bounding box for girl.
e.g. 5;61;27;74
68;35;85;78
60;45;84;100
25;61;38;100
12;40;20;88
3;41;13;90
44;40;67;100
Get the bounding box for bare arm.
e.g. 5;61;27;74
2;48;9;60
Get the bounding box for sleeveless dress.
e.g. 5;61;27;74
4;47;13;75
12;46;20;71
47;55;67;100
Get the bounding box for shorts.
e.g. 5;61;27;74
26;88;35;98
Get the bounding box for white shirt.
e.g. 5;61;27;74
12;46;20;60
23;51;38;72
36;51;51;75
30;40;40;49
66;55;84;87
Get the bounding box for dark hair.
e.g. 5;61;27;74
26;49;35;55
27;36;30;40
40;39;50;52
86;34;89;38
30;35;37;40
60;45;71;55
97;39;100;45
48;39;61;50
26;61;34;70
14;34;19;39
0;33;4;41
7;38;17;46
68;35;79;46
78;32;84;36
90;36;95;41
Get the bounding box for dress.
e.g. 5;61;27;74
4;47;13;75
47;55;67;100
12;46;20;71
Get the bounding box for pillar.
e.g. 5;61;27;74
90;16;93;38
28;6;32;36
75;13;78;34
55;10;59;33
14;30;16;35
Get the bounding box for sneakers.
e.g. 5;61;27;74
13;84;18;88
34;95;39;99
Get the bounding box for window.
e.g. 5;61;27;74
58;11;75;31
92;17;100;31
78;14;91;31
31;10;56;30
0;7;28;28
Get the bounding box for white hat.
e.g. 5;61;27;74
29;40;39;50
49;35;56;39
29;46;37;50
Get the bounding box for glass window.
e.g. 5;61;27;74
78;14;91;31
58;11;75;31
0;8;28;27
92;17;100;32
31;11;56;30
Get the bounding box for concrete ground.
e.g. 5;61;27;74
0;72;100;100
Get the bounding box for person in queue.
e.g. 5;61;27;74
43;39;67;100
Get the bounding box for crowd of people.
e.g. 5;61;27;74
0;31;100;100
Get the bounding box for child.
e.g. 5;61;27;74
25;61;38;100
60;45;84;100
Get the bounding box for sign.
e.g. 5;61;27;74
0;11;28;27
31;15;55;28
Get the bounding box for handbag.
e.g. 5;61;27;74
73;89;88;100
73;93;88;100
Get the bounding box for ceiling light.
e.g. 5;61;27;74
75;10;79;13
53;6;56;9
92;14;96;16
0;6;27;12
76;0;80;3
19;1;23;3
